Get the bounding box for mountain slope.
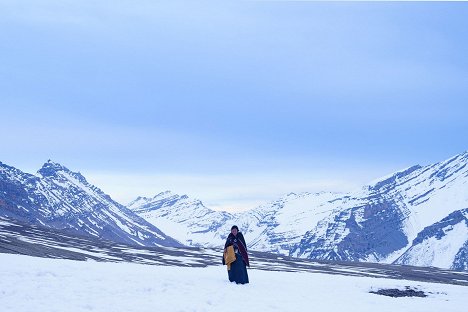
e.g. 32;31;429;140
395;208;468;270
0;161;182;247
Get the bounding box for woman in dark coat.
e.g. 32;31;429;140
224;225;249;284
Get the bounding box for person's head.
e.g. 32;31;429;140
231;225;239;236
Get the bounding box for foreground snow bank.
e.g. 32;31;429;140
0;254;465;312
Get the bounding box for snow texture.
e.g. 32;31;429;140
0;253;466;312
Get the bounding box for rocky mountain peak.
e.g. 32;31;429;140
38;160;88;185
38;160;71;176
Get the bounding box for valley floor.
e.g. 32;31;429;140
0;254;466;312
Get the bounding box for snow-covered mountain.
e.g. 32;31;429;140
0;160;181;247
130;151;468;270
128;191;234;247
128;190;345;253
290;151;468;268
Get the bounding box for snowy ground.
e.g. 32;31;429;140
0;254;466;312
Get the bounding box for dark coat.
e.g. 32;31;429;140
224;232;249;267
223;232;249;284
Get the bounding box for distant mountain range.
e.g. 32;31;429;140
0;160;181;247
128;152;468;271
1;152;467;270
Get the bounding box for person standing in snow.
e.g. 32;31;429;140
223;225;249;284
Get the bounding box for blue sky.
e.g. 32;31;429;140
1;1;468;211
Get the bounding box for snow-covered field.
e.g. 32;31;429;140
0;254;466;312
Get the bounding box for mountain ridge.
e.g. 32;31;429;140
2;151;467;270
129;151;468;270
0;160;182;248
